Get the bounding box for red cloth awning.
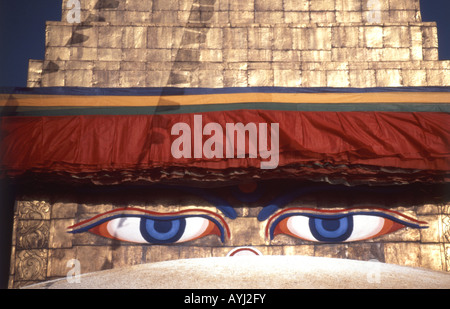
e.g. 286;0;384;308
1;111;449;186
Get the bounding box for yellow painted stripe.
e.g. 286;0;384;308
1;92;450;107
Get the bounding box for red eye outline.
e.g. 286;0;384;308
265;207;428;242
68;207;231;244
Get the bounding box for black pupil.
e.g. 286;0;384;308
321;219;341;231
154;220;173;233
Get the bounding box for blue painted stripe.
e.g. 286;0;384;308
1;86;450;96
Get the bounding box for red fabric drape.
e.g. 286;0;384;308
1;111;449;183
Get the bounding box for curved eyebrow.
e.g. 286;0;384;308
258;187;338;221
266;207;428;228
257;186;412;221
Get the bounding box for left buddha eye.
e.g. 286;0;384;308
68;208;229;244
267;208;428;243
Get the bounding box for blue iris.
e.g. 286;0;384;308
139;218;186;244
309;215;353;242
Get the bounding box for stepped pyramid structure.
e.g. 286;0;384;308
28;0;449;88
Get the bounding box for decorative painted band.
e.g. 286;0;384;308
1;86;449;116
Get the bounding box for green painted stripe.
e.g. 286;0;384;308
1;102;449;117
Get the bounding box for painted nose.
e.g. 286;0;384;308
226;247;263;257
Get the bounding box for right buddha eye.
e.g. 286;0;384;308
265;208;428;243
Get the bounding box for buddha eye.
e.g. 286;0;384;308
266;208;428;243
68;208;230;244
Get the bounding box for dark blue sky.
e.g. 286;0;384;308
0;0;449;87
